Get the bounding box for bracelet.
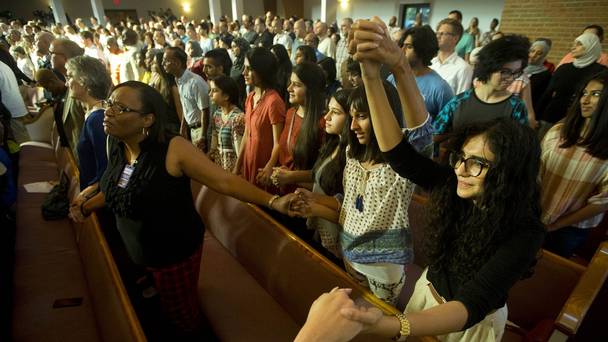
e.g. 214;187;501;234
270;168;280;187
392;312;411;341
267;195;280;209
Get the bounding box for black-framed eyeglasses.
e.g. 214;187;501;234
102;99;145;115
449;152;492;177
499;68;523;80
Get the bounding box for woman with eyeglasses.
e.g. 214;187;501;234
434;35;530;136
297;18;544;342
540;71;608;258
71;81;295;339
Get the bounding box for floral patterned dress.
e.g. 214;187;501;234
209;106;245;171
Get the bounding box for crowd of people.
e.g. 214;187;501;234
0;7;607;342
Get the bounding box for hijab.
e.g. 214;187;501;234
524;40;550;75
573;33;602;68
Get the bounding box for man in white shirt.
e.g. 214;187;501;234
119;29;143;83
430;18;473;95
80;30;107;65
163;47;209;151
314;21;335;59
272;17;293;54
0;61;30;143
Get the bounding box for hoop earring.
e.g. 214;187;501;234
142;127;149;137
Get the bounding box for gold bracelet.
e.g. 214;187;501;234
267;195;280;209
392;312;410;341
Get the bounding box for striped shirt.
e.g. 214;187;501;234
540;123;608;228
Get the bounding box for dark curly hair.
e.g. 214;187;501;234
400;25;438;67
425;118;544;284
475;35;530;82
312;88;353;196
560;71;608;159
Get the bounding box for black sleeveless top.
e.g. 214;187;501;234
100;136;204;267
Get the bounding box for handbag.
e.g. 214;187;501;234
41;173;69;220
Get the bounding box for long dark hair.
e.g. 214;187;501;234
560;71;608;159
347;83;401;163
111;81;176;146
425;118;543;283
296;45;316;64
292;62;327;170
271;44;293;103
312;88;353;196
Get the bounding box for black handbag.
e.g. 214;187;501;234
41;173;69;220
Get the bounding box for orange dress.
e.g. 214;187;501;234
242;89;286;186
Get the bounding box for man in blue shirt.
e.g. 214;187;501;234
387;25;453;121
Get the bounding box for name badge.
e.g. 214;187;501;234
118;164;135;188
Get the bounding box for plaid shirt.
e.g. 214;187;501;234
335;37;350;79
540;124;608;228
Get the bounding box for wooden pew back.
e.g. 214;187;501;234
61;145;146;342
194;185;438;342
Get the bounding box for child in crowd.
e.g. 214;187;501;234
208;75;245;171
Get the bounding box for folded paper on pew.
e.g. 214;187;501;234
23;181;55;193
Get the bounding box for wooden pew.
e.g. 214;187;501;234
13;144;100;341
505;242;608;341
60;146;147;342
194;185;438;342
13;133;145;341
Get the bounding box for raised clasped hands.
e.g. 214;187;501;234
349;16;406;75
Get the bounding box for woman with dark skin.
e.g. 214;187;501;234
72;81;294;338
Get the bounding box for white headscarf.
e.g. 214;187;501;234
573;33;602;68
524;40;551;75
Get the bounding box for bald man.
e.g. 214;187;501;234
33;31;54;71
291;19;307;64
314;21;335;59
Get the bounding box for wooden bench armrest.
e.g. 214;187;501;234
555;241;608;334
247;204;439;342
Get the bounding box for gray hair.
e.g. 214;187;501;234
66;55;112;100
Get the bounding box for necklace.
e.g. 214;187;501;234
355;168;370;212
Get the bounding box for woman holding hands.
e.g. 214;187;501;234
296;17;544;342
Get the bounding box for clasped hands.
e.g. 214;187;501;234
347;16;408;77
295;287;385;342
